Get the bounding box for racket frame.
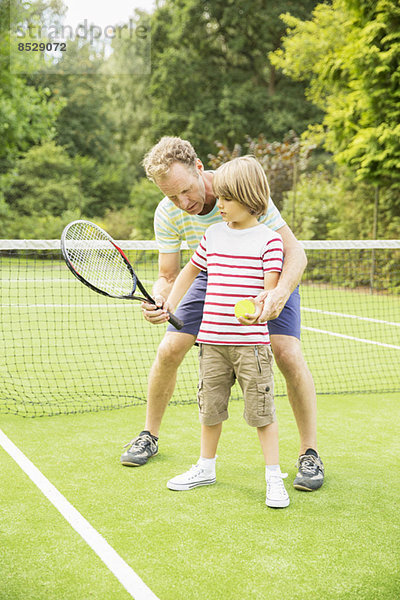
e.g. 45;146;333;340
61;220;184;329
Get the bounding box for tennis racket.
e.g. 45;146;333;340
61;220;184;330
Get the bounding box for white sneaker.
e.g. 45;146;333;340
266;472;290;508
167;462;216;491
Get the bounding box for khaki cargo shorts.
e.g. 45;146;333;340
197;344;276;428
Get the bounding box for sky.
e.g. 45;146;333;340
62;0;157;29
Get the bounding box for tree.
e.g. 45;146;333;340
270;0;400;224
3;141;84;217
101;10;153;179
208;132;315;210
0;0;63;173
150;0;322;160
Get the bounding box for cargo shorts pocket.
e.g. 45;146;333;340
256;382;274;417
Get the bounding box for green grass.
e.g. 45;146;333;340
1;392;399;599
1;253;399;597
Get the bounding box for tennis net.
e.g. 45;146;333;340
1;239;399;416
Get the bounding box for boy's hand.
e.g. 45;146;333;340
236;297;263;325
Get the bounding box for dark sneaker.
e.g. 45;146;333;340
293;449;324;491
120;430;158;467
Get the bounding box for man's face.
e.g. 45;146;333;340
155;161;206;215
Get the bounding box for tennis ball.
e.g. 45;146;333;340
234;299;256;319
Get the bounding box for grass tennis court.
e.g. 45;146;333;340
1;245;399;598
1;391;399;599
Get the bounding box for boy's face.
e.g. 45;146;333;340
217;196;255;228
155;161;206;215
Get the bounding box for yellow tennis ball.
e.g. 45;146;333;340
234;299;256;319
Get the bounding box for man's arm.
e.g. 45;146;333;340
237;270;281;325
141;252;181;325
258;225;307;322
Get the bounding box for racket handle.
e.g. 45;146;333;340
167;311;184;330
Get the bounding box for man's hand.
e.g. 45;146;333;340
141;294;169;325
256;287;290;323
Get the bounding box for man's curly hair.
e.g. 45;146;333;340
142;136;198;181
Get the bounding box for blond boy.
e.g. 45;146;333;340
164;157;289;507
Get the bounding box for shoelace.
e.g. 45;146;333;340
297;456;318;473
124;434;153;450
187;464;204;479
267;473;288;494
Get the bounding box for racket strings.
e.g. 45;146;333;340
65;222;134;297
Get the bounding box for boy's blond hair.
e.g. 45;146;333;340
212;156;270;217
142;136;198;181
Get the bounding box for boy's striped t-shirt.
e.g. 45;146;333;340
190;222;283;346
154;192;286;253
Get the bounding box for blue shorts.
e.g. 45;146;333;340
167;270;301;340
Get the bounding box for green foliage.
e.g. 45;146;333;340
270;0;400;194
0;46;61;173
0;1;65;172
282;165;400;241
1;0;399;245
0;208;82;239
102;10;153;180
90;178;163;240
3;141;83;216
128;178;164;239
281;166;400;290
150;0;322;160
72;156;132;217
209;132;315;210
281;169;342;240
40;43;118;163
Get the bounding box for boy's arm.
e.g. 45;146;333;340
164;261;201;315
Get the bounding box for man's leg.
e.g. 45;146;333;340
270;334;324;491
270;334;317;454
145;332;196;436
121;331;195;466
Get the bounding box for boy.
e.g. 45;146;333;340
163;156;289;508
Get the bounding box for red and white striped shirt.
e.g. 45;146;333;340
191;222;283;345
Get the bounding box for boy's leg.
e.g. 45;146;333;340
167;345;233;491
257;421;279;465
268;287;324;490
166;423;222;491
258;422;290;508
233;346;289;508
201;422;222;459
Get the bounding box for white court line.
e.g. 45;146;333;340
4;304;137;308
302;307;400;327
1;278;72;283
0;429;159;600
302;326;400;350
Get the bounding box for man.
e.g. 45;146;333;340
121;136;324;492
